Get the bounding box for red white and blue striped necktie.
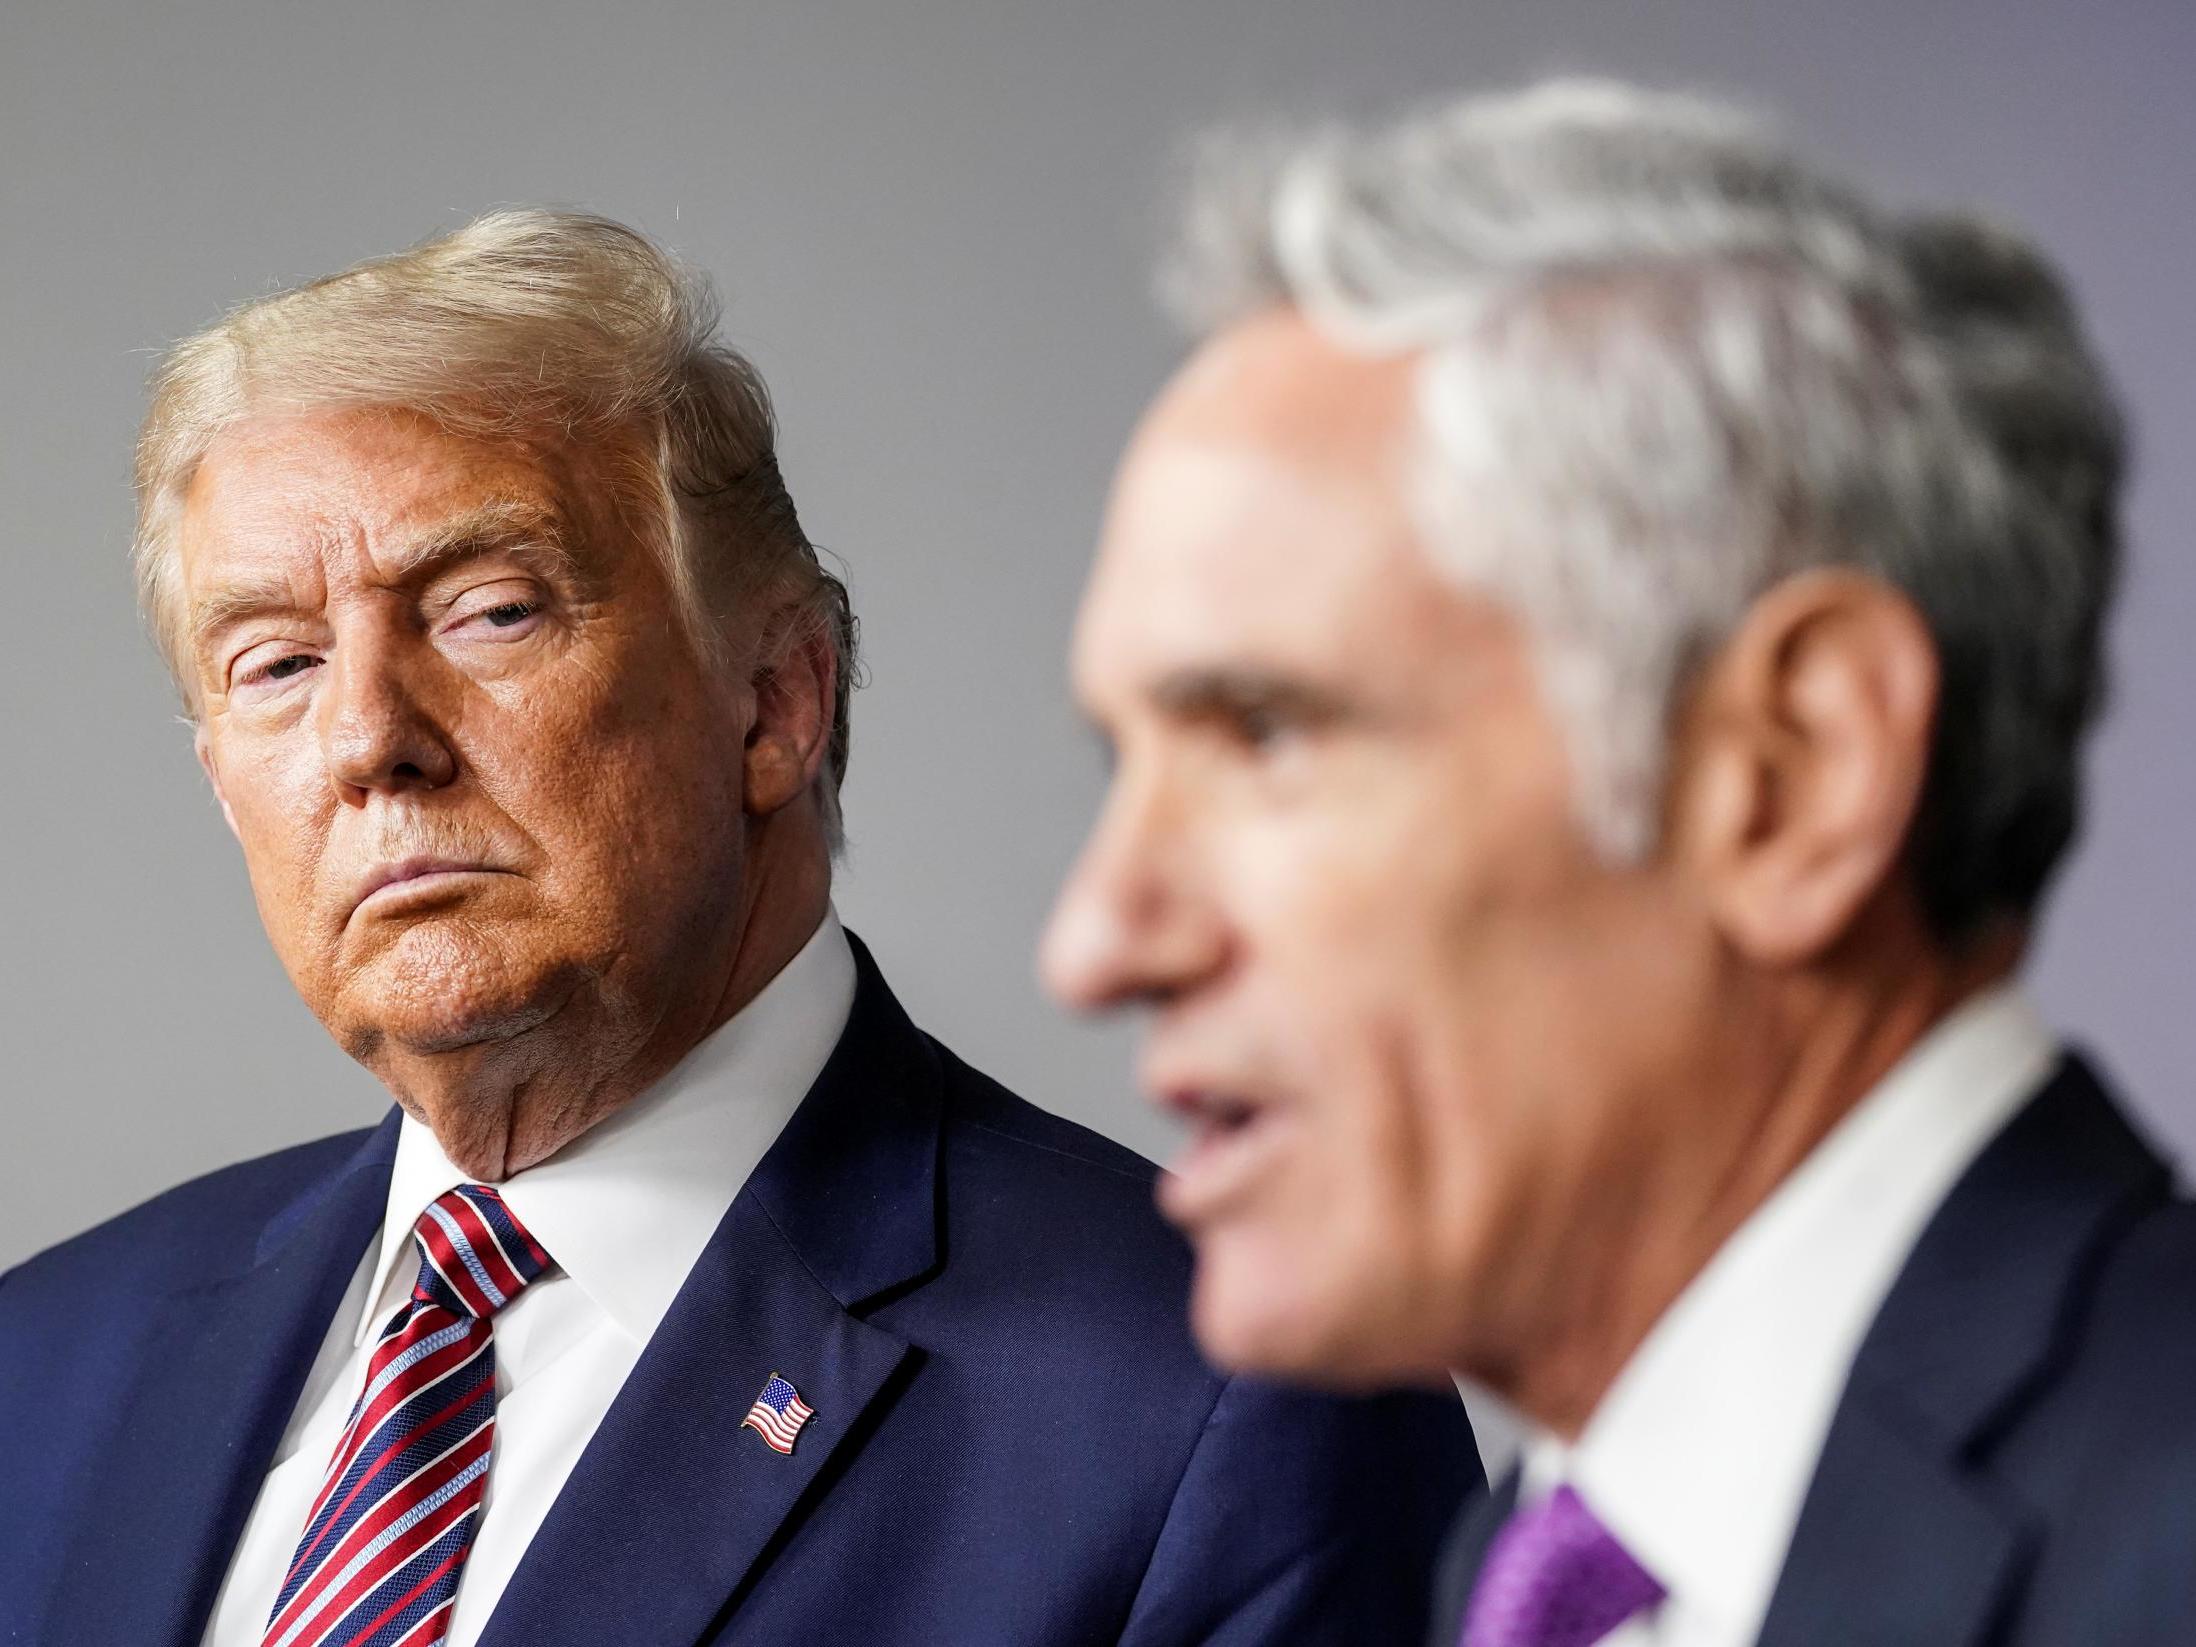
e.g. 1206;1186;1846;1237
259;1182;555;1647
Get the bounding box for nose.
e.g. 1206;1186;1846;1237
317;631;458;799
1041;763;1227;1014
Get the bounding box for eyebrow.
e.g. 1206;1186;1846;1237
187;497;583;668
1146;664;1357;726
381;498;582;584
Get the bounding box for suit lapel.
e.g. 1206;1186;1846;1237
480;934;943;1647
40;1115;400;1647
477;1192;917;1647
1426;1469;1519;1647
1755;1055;2168;1647
1752;1401;2029;1647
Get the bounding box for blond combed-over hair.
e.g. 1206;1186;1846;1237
134;207;858;844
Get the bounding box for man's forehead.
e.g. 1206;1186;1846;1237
179;407;581;586
1146;308;1419;476
1078;314;1435;694
188;408;564;522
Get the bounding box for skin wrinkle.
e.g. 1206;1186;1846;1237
185;404;833;1182
1043;307;2015;1430
188;497;585;683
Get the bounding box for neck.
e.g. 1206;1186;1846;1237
1499;911;2022;1439
699;814;835;1050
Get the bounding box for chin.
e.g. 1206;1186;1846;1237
1188;1236;1424;1391
339;935;583;1058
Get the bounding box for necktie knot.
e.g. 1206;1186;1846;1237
1462;1483;1665;1647
409;1183;554;1321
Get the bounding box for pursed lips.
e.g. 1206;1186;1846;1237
348;856;509;919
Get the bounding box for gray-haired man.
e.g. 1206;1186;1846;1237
1046;80;2195;1644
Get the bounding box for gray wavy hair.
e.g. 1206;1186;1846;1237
1164;79;2125;942
134;208;858;848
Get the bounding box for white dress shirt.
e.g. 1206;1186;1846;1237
201;911;857;1647
1513;985;2059;1647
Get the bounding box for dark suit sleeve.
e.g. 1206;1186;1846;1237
1115;1374;1484;1646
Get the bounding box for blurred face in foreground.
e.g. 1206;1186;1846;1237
181;406;832;1179
1044;311;1707;1391
1045;309;1952;1408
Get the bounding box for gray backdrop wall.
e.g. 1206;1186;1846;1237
3;0;2190;1272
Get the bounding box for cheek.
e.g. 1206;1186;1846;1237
1183;983;1469;1378
219;734;340;929
1200;780;1615;1351
468;662;747;915
1304;988;1477;1266
1192;1111;1455;1382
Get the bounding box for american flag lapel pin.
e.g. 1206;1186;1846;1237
741;1371;816;1455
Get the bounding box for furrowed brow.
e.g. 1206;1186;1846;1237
186;500;584;671
384;499;583;584
189;575;311;671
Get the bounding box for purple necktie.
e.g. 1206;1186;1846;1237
1460;1483;1666;1647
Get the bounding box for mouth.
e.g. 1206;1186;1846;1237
350;857;511;919
1153;1086;1291;1228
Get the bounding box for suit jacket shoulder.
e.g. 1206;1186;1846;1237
1748;1053;2194;1647
938;1037;1161;1182
1979;1190;2196;1640
1;1123;383;1308
0;1118;391;1454
0;1117;398;1640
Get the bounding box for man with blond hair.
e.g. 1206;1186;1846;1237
0;209;1478;1647
1046;80;2196;1644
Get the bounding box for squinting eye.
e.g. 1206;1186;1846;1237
232;650;321;691
446;596;543;638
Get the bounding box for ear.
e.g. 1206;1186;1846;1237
1664;570;1939;966
743;610;837;818
194;725;243;842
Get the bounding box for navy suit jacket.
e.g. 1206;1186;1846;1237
1429;1053;2196;1646
0;937;1480;1646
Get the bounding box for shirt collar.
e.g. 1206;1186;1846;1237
356;909;857;1348
1518;984;2058;1643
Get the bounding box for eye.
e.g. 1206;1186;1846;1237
1156;672;1343;761
229;641;324;696
1198;697;1309;758
1226;704;1293;750
443;584;545;639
